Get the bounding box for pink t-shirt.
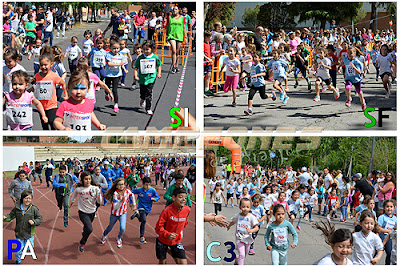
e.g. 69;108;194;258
3;23;11;35
288;39;299;53
273;200;289;211
56;98;95;131
378;182;395;201
86;72;100;104
133;15;146;27
4;91;34;130
154;164;161;173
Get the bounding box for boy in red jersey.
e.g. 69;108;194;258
155;187;191;264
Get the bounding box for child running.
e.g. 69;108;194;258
70;171;103;252
244;51;276;116
54;69;106;131
105;39;124;113
130;176;160;244
4;70;47;130
212;182;227;215
3;189;42;264
313;48;340;102
88;37;107;82
351;210;384;265
287;190;303;230
3;48;26;93
133;40;162;115
219;46;241;107
131;43;143;90
376;44;395;98
227;198;259;265
65;36;82;74
249;194;265;255
377;199;396;265
82;30;94;58
50;46;68;102
266;49;289;104
264;204;298;265
100;178;136;248
27;39;42;74
313;221;353;265
119;39;132;87
155;187;191;264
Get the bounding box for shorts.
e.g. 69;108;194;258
316;76;332;86
26;36;35;45
204;64;212;74
318;198;323;204
156;238;186;260
275;77;285;84
289;211;297;218
380;72;391;79
345;80;362;94
328;206;336;212
236;193;241;199
227;193;233;199
241;70;250;75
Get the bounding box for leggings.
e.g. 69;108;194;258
78;210;96;245
303;205;312;219
329;70;337;88
223;75;239;92
155;172;161;185
248;85;267;101
105;77;121;104
138;210;149;238
384;238;392;265
345;80;362;94
41;108;57;130
236;241;251;265
140;83;155;111
92;66;105;81
121;64;128;84
68;58;78;74
250;229;259;249
271;248;287;265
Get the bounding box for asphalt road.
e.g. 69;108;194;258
203;182;386;265
6;19;196;131
204;68;396;131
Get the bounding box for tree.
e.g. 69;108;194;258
142;2;165;14
204;2;236;29
258;2;296;31
242;5;260;30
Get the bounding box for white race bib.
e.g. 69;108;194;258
274;228;288;245
83;44;91;54
330;199;336;206
272;62;280;73
346;65;356;76
6;102;33;125
250;69;257;83
289;204;295;212
309;197;315;206
140;58;156;74
237;218;250;233
111;57;122;71
264;198;272;210
68;50;78;60
63;111;92;131
35;81;54;100
93;53;105;66
385;220;396;231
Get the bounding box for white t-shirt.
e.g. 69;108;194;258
377;54;394;75
318;253;353;265
286;170;295;183
262;193;277;210
30;46;42;65
3;64;27;92
324;174;333;190
234;41;246;55
240;54;252;73
316;58;331;80
71;185;103;213
209;179;217;192
223;57;240;77
352;231;384;265
45;12;53;32
231;213;259;244
82;39;94;56
66;44;82;61
214;190;223;204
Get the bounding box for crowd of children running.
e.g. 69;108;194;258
207;163;396;265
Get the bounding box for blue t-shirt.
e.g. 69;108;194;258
89;47;107;68
355;204;377;221
235;184;244;195
131;187;160;213
377;214;397;241
105;52;123;77
340;197;349;207
112;167;124;181
51;62;66;78
316;187;324;199
251;205;265;225
250;63;266;87
226;184;234;194
250;183;258;196
267;59;288;80
101;167;116;187
343;57;363;83
287;198;302;214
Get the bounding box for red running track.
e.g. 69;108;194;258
3;169;196;264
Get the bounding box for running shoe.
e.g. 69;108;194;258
320;86;327;93
385;90;390;99
361;103;367;111
296;225;302;230
232;102;236;107
279;92;285;101
117;238;122;248
313;96;320;102
140;237;147;244
34;182;36;184
78;244;85;252
147;109;153;115
171;67;177;74
121;83;125;87
309;218;313;222
294;80;298;88
140;100;146;108
130;84;136;91
285;86;289;91
64;221;68;228
130;210;139;220
308;83;312;91
333;88;340;99
271;91;276;101
175;67;180;73
345;98;352;107
244;109;253;116
282;96;289;104
204;90;214;97
376;77;379;81
105;95;110;101
327;214;331;220
114;107;119;113
249;249;255;255
388;81;392;90
101;235;107;244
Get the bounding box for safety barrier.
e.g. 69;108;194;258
154;29;194;65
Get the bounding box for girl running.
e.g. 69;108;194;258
65;36;82;74
4;70;47;130
219;46;240;107
70;171;103;252
314;221;353;265
249;194;265;255
100;178;136;248
50;46;68;102
266;49;289;104
264;204;298;265
376;44;395;98
227;198;259;265
377;199;396;265
3;48;26;93
27;38;42;74
235;178;245;206
88;37;107;82
313;48;340;102
82;30;94;58
105;39;124;113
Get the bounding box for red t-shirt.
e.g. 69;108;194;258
328;54;338;71
204;42;211;66
327;195;339;207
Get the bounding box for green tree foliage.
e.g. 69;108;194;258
258;2;295;31
142;2;166;14
242;5;260;30
204;2;236;29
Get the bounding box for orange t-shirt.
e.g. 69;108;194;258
34;71;61;110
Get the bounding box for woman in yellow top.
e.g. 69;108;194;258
167;6;187;74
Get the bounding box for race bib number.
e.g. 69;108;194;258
385;220;396;231
111;57;122;72
274;228;288;245
237;218;250;233
68;50;78;60
309;197;315;206
83;44;91;54
272;62;280;74
264;199;272;210
6;102;32;125
289;204;295;212
63;111;91;131
330;199;336;206
250;69;257;83
35;81;54;100
140;58;156;74
346;65;355;76
93;53;105;66
252;209;260;219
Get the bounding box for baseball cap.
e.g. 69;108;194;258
301;167;307;172
104;161;110;165
352;173;361;179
